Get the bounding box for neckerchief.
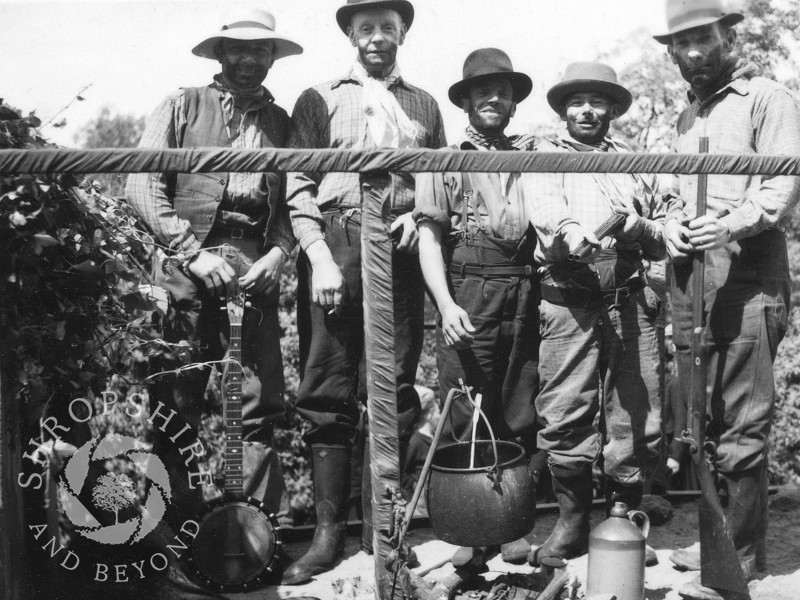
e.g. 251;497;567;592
350;60;417;148
464;125;516;151
211;73;273;137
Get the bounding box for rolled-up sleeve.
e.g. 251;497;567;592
285;89;328;251
125;91;201;255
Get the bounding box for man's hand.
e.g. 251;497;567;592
612;206;646;242
664;218;695;264
239;247;287;298
305;239;345;313
563;223;601;263
391;212;419;254
686;215;731;250
440;301;476;347
187;250;236;297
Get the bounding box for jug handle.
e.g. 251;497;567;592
627;510;650;539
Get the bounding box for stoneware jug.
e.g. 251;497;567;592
586;501;650;600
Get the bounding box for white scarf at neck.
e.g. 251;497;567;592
351;60;418;149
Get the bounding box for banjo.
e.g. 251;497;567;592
188;288;281;591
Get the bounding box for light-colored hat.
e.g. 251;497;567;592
335;0;415;34
448;48;533;106
546;62;632;115
653;0;744;44
192;8;303;61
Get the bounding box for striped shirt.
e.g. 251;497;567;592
668;70;800;239
125;76;294;255
528;130;664;265
285;65;447;251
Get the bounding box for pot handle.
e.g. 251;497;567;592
460;389;501;480
627;509;650;539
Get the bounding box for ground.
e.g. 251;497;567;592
140;484;800;600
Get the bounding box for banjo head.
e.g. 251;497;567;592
190;497;280;590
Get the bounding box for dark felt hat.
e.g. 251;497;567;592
653;0;744;44
546;61;632;115
448;48;533;106
336;0;415;34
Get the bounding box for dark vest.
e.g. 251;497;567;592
171;85;290;244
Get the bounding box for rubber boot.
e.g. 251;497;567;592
528;463;593;565
282;445;351;585
606;480;657;566
501;450;544;564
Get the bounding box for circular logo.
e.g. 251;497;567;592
58;434;172;545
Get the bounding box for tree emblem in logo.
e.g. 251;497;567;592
58;434;171;545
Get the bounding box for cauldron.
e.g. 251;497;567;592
426;439;536;547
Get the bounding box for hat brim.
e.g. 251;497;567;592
192;29;304;61
547;80;633;116
336;1;415;33
653;12;744;44
448;72;533;106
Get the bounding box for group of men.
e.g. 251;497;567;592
125;0;800;598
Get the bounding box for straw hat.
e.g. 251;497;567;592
192;8;303;61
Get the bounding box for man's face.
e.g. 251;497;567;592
462;77;517;136
218;39;275;91
348;8;406;77
560;92;617;145
668;23;735;91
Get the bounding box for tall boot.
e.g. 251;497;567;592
500;450;544;563
720;462;769;573
529;463;593;565
282;444;351;585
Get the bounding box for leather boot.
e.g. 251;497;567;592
528;463;593;565
282;445;351;585
606;480;657;565
501;451;543;563
671;462;769;577
720;462;769;573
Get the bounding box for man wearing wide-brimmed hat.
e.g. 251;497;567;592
413;47;539;567
654;1;800;597
527;62;665;567
125;4;302;558
282;0;445;586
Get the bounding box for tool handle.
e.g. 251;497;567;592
568;212;626;261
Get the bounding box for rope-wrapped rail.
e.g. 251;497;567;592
2;147;800;174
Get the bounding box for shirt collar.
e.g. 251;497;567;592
331;62;409;90
556;129;624;153
686;60;758;106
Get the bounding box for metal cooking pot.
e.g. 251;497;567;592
426;439;536;547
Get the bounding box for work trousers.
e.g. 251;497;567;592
437;233;539;450
149;233;288;524
670;229;790;474
536;252;662;485
295;191;424;447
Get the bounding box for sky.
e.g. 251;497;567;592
0;0;673;147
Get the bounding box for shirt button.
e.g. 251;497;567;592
215;196;221;202
219;179;225;185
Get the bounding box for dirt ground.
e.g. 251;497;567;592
262;484;800;600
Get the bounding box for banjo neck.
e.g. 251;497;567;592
225;298;245;497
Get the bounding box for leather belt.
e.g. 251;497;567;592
540;274;646;311
450;262;533;278
213;223;262;240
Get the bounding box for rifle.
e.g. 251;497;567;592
677;136;750;598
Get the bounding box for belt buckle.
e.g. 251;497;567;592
614;286;631;307
230;228;244;240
